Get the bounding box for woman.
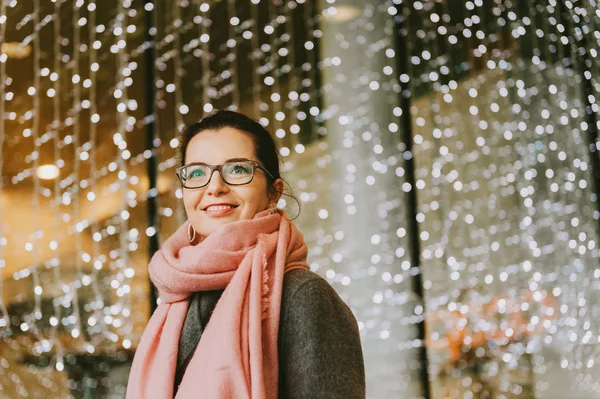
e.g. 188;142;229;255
127;110;365;398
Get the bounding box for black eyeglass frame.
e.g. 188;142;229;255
175;160;275;189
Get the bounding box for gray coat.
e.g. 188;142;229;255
174;268;365;398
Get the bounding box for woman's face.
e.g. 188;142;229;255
182;127;282;238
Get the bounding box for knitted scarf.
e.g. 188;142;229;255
126;209;309;398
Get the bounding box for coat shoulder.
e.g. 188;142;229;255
282;268;335;303
282;268;324;288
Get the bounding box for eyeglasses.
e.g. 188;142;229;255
175;160;274;189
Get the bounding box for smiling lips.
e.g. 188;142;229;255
203;203;239;216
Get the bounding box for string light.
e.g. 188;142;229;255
50;0;65;374
71;0;84;345
0;0;10;334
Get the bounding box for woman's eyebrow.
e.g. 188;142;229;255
186;158;252;165
224;157;252;162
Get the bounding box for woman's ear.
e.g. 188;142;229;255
270;178;285;204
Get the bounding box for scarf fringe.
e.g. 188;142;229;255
261;250;270;320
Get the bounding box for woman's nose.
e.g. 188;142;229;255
205;170;229;196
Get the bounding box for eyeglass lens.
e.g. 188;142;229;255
183;161;254;187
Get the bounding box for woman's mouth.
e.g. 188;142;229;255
203;204;239;216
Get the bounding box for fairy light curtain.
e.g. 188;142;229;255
1;0;599;399
0;0;150;397
399;0;600;398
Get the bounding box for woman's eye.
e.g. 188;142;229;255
232;165;250;174
189;169;205;178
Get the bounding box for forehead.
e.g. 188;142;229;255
185;127;256;164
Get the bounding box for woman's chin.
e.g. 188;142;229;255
195;209;265;236
198;216;240;236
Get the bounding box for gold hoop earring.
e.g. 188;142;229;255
187;222;196;243
268;202;277;215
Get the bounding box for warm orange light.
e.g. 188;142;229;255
36;164;59;180
1;42;32;59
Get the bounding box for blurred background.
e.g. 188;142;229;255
1;0;600;398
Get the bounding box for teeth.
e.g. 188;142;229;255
206;205;234;211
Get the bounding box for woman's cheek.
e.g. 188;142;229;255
183;193;199;215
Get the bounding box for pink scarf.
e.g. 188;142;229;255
126;209;309;398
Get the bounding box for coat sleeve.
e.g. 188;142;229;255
278;275;366;399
